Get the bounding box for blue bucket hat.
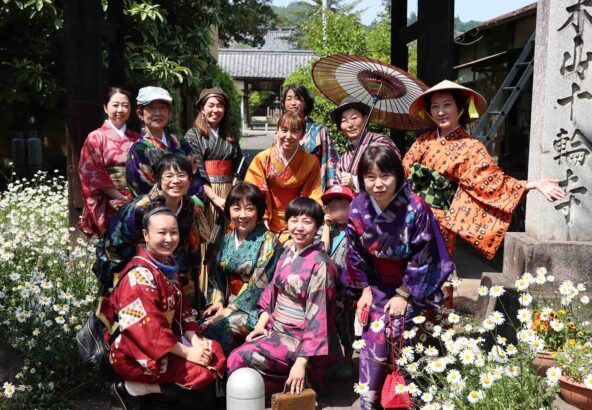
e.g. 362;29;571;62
136;86;173;106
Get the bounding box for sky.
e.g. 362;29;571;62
271;0;536;26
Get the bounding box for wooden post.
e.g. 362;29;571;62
63;0;104;230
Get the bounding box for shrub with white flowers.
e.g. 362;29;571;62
0;171;96;408
350;266;592;409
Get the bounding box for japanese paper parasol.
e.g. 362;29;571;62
312;54;431;130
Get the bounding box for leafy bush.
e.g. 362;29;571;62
0;170;96;408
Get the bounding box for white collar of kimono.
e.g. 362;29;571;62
368;185;405;215
210;127;220;138
436;125;461;139
106;120;127;138
290;241;316;257
276;143;299;165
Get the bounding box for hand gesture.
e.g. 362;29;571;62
203;302;223;318
384;295;408;317
204;307;232;326
356;287;373;321
185;343;212;367
285;359;307;395
340;172;355;189
246;327;268;342
533;178;566;202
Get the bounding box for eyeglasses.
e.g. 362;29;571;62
162;173;190;182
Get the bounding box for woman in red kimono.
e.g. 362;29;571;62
101;207;225;409
404;80;565;259
78;87;140;237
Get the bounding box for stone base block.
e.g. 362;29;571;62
502;232;592;286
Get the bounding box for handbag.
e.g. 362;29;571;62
271;384;316;410
381;314;412;409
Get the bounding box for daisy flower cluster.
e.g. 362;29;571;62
556;340;592;389
0;171;96;405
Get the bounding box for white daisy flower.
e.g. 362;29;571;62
425;346;439;357
54;316;65;325
432;325;442;337
577;283;586;292
580;295;590;305
477;286;489;297
530;337;546;353
479;373;494;389
550;319;564;332
505;344;518;356
546;367;562;386
370;319;385;333
535;267;547;276
489;286;505;297
412;315;426;324
415;343;426;353
3;382;16;398
406;382;420;396
464;324;473;332
522;272;534;283
507;365;520;378
448;312;460;324
519;293;533;306
583;374;592;389
394;384;407;395
490;311;505;325
446;369;462;384
517;308;532;323
517;329;535;343
514;278;529;291
482;318;496;331
403;328;417;340
467;390;484;404
428;359;447;373
353;382;369;395
546;275;555;282
421;392;434;403
534;274;547;285
442;403;455;410
496;335;507;345
352;339;366;351
396;357;408;366
460;349;475;365
451;277;463;288
559;280;575;296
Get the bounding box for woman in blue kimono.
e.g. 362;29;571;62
346;145;455;410
200;182;280;355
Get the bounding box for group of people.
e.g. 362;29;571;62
78;79;565;410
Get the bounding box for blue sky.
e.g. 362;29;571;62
272;0;536;26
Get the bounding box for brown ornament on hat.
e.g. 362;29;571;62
408;80;487;124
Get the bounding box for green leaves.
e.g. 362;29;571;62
125;1;163;22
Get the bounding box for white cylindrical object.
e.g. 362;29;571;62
226;367;265;410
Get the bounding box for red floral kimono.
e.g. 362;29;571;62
78;121;140;236
101;247;225;389
402;127;526;259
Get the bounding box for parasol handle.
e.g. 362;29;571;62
347;82;383;174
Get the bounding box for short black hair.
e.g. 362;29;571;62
357;145;405;193
285;197;324;228
224;182;266;221
142;206;177;230
103;86;132;106
155;153;193;188
282;84;315;117
426;89;470;125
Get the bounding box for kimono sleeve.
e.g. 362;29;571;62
115;267;178;359
402;138;424;178
456;140;526;213
179;274;200;334
232;232;279;318
344;208;371;289
296;260;335;357
403;204;455;308
181;128;209;185
126;142;155;197
301;157;323;206
245;152;272;222
207;244;226;305
78;131;115;196
257;247;287;316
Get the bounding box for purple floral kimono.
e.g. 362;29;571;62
346;184;454;410
227;242;342;394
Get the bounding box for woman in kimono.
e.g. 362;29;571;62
245;112;323;240
282;83;339;191
181;87;242;293
126;86;203;199
102;207;225;409
78;87;140;237
200;182;280;355
95;153;202;295
227;197;342;396
347;145;455;410
332;97;401;193
404;80;565;259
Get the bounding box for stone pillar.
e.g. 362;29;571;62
503;0;592;285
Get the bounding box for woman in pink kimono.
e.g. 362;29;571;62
78;87;140;236
227;197;342;396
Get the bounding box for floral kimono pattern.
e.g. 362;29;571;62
245;145;323;234
78;121;140;236
126;132;204;199
201;223;280;355
402;127;526;259
335;132;401;192
101;247;225;388
94;185;201;291
346;185;454;410
300;117;339;191
227;243;342;394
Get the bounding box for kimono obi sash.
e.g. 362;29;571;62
108;166;127;190
269;185;301;233
205;160;232;183
273;292;305;327
371;256;406;287
407;163;457;211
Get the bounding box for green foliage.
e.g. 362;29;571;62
217;0;276;47
556;342;592;383
301;8;368;55
248;90;276;113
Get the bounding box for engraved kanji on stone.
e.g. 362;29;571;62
557;83;592;120
554;169;588;224
553;128;591;166
560;35;592;79
558;0;592;34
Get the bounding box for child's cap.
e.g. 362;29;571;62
321;185;355;204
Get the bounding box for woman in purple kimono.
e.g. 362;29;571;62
227;197;342;396
346;145;454;410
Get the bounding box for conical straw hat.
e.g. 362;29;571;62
408;79;487;122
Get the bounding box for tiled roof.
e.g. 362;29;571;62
218;49;315;80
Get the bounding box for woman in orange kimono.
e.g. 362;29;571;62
245;112;322;240
403;80;565;260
